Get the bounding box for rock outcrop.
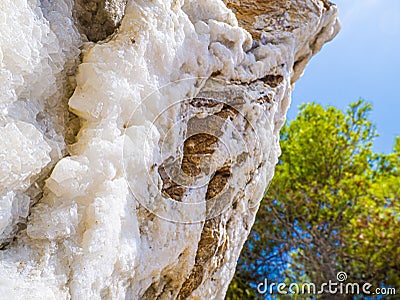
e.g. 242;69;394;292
0;0;339;299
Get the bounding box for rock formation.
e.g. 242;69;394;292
0;0;339;299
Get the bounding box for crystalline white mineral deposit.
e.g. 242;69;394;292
0;0;339;299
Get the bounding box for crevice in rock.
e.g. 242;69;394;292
65;112;82;147
158;163;187;201
177;219;219;300
73;0;128;42
177;163;232;299
177;214;229;299
182;133;219;177
205;166;231;202
159;100;239;202
321;0;334;10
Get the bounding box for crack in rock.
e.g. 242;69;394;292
74;0;128;41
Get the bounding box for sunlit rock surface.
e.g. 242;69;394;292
0;0;339;299
0;0;82;246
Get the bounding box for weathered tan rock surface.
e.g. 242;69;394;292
0;0;339;299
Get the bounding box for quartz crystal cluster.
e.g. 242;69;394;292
0;0;81;245
0;0;339;299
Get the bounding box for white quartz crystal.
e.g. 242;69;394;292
0;0;82;243
0;0;339;299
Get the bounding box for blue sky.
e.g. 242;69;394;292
290;0;400;153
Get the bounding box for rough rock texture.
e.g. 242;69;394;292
0;0;82;247
74;0;128;41
0;0;339;299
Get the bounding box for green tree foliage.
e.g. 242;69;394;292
227;100;400;298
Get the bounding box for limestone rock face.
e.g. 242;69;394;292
0;0;339;299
